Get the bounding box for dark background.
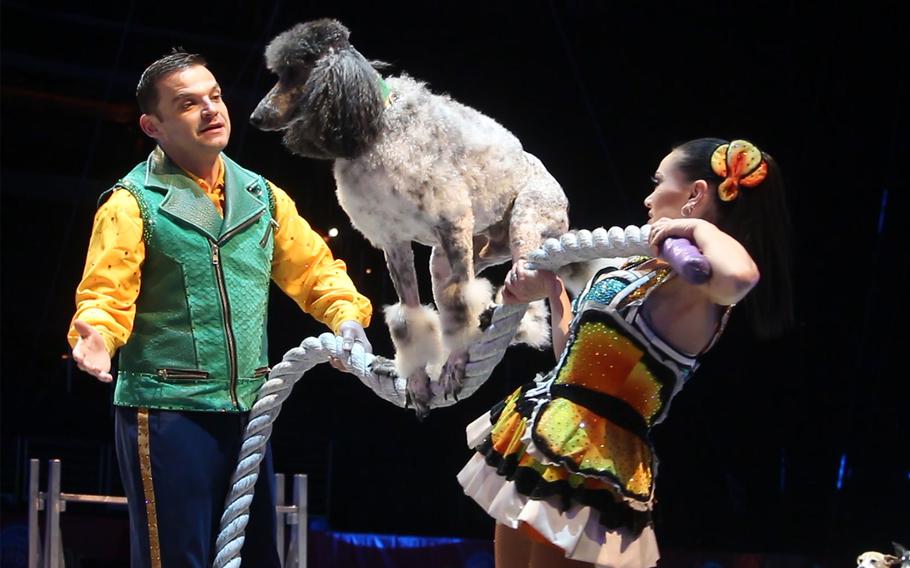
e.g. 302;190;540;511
2;0;908;562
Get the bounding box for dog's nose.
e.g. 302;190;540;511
249;112;263;127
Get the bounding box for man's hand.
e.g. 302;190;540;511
338;320;372;355
329;320;372;372
71;320;113;382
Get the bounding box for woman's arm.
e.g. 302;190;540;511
502;260;573;358
648;217;760;305
546;277;572;358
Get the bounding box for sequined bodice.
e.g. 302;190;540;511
554;258;696;428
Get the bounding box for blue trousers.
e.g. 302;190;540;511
115;406;281;568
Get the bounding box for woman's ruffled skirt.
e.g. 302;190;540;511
457;382;660;568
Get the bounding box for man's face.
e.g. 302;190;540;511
142;65;231;160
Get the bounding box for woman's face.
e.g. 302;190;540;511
643;151;692;221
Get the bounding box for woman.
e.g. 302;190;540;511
457;138;793;568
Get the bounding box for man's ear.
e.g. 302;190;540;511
139;113;160;139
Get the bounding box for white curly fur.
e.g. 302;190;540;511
333;76;567;248
253;19;569;402
333;77;567;366
382;303;445;379
492;287;551;350
439;278;494;352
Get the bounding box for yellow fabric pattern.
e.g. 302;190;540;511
489;385;637;495
269;186;373;333
554;321;662;422
486;313;668;502
537;318;660;498
68;190;145;355
534;398;654;498
68;159;372;354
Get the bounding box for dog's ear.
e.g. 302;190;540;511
289;46;384;159
265;19;351;72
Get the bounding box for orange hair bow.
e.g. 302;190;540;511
710;140;768;201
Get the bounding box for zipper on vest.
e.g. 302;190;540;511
222;210;265;243
209;210;266;409
211;241;239;408
259;218;279;247
157;368;209;380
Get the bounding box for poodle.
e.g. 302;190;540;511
251;19;569;414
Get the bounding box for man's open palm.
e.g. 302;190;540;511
72;320;113;382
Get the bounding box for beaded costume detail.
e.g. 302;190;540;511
459;257;730;566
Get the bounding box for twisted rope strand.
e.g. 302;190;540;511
213;225;652;567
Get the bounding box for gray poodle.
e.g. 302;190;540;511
251;19;569;414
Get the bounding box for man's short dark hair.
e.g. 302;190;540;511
136;49;207;115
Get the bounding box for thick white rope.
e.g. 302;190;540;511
525;225;652;271
213;334;372;568
213;224;652;568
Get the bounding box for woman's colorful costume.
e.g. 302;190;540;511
458;257;730;567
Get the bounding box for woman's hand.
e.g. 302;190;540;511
502;260;560;304
647;217;708;255
649;217;759;304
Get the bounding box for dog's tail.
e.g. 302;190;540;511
490;287;550;350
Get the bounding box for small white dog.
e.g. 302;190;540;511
858;551;899;568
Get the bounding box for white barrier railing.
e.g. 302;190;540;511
26;458;307;568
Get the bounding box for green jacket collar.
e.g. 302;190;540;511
142;147;265;241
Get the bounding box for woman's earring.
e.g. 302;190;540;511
681;204;693;217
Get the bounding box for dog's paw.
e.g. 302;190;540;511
383;303;444;378
368;355;398;378
406;368;433;420
478;305;496;331
438;350;468;400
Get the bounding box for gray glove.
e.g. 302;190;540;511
338;320;372;355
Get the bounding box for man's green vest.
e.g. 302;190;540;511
110;148;276;412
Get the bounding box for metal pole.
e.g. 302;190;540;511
58;493;127;505
293;474;307;568
275;473;285;567
28;459;41;568
44;459;63;568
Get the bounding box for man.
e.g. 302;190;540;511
68;50;373;567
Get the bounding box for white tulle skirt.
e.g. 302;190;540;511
457;412;660;568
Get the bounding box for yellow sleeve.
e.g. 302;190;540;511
67;189;145;355
269;183;373;333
